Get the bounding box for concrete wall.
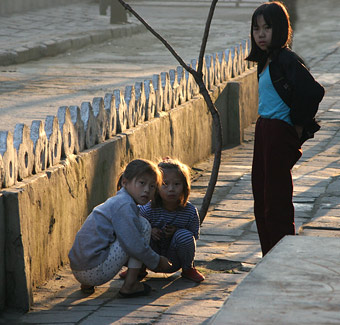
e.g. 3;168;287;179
0;67;258;311
216;69;258;146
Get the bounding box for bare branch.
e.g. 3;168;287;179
118;0;223;224
197;89;222;224
198;0;219;74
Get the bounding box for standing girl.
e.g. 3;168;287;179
246;1;324;256
139;158;204;283
68;159;171;297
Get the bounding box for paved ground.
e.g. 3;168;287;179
1;0;340;324
210;236;340;324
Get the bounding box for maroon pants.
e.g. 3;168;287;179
252;118;302;256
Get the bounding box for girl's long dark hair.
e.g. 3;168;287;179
246;1;292;63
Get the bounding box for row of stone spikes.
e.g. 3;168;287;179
0;39;254;189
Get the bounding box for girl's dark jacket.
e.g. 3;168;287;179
257;47;325;144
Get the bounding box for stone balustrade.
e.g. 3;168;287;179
0;40;252;190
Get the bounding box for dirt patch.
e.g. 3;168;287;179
196;258;253;275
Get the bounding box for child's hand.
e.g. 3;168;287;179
151;228;163;241
163;225;177;238
153;256;172;272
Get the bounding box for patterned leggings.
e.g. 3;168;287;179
72;217;151;286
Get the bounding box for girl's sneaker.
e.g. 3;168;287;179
181;267;205;283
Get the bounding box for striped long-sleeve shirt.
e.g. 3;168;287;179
139;201;200;240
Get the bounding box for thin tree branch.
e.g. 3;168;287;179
197;0;219;74
118;0;223;224
197;89;222;224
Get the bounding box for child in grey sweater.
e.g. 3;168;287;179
68;159;171;297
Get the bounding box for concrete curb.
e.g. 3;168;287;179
0;23;145;66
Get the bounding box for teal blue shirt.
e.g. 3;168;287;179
258;65;292;125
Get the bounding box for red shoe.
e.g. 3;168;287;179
181;267;205;283
119;269;148;280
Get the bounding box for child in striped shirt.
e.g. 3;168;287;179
141;158;204;282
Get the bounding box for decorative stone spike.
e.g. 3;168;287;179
144;80;156;121
169;69;180;108
69;105;85;153
230;46;236;78
161;72;172;111
205;54;215;90
103;93;117;137
224;49;233;81
57;106;76;157
190;59;200;97
124;86;136;128
231;46;240;78
0;131;17;187
185;68;194;101
135;82;146;124
237;43;245;74
242;39;249;70
30;120;48;174
92;97;108;143
13;123;34;180
113;89;128;133
218;51;227;83
80;102;97;149
246;38;254;68
45;116;62;168
202;57;209;90
176;66;186;105
214;53;221;85
152;74;163;115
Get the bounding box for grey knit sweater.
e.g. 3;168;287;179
68;188;160;271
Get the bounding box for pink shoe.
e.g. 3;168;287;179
181;267;205;283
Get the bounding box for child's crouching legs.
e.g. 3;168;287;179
72;238;130;288
167;229;196;272
169;229;205;283
73;217;151;289
119;217;153;296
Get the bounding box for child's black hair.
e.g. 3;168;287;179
117;158;162;191
246;1;292;63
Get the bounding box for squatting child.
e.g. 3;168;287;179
68;159;171;297
129;158;205;283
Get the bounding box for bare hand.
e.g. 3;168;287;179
151;228;163;241
153;256;172;272
163;225;177;239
